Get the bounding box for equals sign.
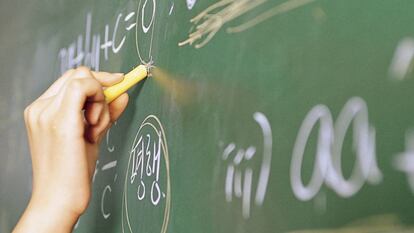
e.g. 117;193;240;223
102;160;117;171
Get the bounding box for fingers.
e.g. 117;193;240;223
85;103;111;143
84;92;129;143
34;66;129;143
85;102;104;126
38;67;93;100
24;97;54;133
59;78;105;113
108;93;129;122
91;71;124;87
37;69;76;100
38;67;124;100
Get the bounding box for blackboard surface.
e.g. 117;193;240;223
2;0;414;232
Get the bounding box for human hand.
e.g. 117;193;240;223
13;67;129;233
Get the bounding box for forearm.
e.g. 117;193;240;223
13;199;79;233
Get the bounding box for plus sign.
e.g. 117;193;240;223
394;130;414;193
100;24;113;61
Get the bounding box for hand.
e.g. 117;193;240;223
13;67;129;233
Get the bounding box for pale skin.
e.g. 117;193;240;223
13;67;129;233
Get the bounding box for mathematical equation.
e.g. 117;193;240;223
57;0;199;74
57;10;136;74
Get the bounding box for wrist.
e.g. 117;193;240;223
15;197;80;233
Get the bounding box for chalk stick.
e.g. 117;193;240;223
104;65;148;103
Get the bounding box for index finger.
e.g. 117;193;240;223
37;67;93;100
91;71;124;87
38;67;124;100
59;78;105;114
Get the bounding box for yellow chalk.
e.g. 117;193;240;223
104;65;148;103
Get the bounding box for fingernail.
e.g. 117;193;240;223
115;73;124;77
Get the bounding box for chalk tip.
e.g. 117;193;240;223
144;62;155;77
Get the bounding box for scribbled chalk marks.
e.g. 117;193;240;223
179;0;315;48
227;0;316;33
122;115;171;233
179;0;265;48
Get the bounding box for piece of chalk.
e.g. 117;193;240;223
104;65;148;103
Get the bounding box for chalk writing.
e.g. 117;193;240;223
290;97;382;201
122;115;170;233
130;133;163;204
222;112;272;219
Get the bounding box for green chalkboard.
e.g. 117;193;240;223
3;0;414;232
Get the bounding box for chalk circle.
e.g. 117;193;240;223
135;0;157;64
122;115;171;233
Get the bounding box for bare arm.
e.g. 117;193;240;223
13;67;129;233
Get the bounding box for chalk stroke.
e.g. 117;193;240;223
106;121;117;152
186;0;197;10
125;12;136;21
290;105;332;201
179;0;315;48
102;161;117;171
113;14;126;53
254;112;272;205
92;160;99;183
74;219;80;229
168;1;174;15
101;185;112;219
389;38;414;80
122;115;170;233
141;0;156;33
